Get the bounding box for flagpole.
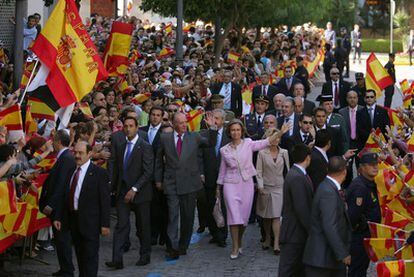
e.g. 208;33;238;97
19;59;39;106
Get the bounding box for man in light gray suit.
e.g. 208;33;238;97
303;156;352;277
155;112;215;259
279;144;313;277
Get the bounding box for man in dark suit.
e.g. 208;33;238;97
211;70;242;117
53;141;111;277
276;65;302;97
284;113;314;154
155;112;215;259
199;109;231;247
277;97;300;149
313;107;342;157
303;157;352;276
279;144;313;277
351;72;367;106
356;89;390;150
308;130;330;191
251;72;278;105
294;56;310;95
106;116;154;269
293;83;315;115
321;67;351;110
39;130;75;277
384;53;396;108
139;106;168;247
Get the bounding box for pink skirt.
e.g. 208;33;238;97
223;179;254;226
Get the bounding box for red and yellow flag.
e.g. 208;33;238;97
305;49;324;78
132;93;151;105
187;109;203;132
358;128;384;158
364;238;414;262
401;79;412;95
103;21;133;76
164;23;173;36
158;47;175;59
377;260;414;277
0;104;23;131
382;207;414;230
25;105;38;135
0;232;18;254
375;169;405;201
27;97;55;121
129;49;141;64
20;60;36;90
227;51;240;64
0;180;17;216
368;221;408;239
31;0;108;107
365;52;394;98
386;196;414;219
34;151;57;172
78;102;93;119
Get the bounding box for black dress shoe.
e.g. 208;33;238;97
159;237;166;246
209;238;219;244
123;242;131;253
136;256;150;266
178;249;187;255
105;261;124;269
197;226;205;233
273;249;280;255
52;271;62;276
166;250;179;260
217;241;227;248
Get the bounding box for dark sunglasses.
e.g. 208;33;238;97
302;121;313;125
331;72;340;75
365;96;375;99
163;118;169;121
168;109;178;113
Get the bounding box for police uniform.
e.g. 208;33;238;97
345;153;381;277
243;95;269;140
352;72;366;106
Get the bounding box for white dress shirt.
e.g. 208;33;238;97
71;159;91;211
174;131;185;146
256;112;265;124
300;130;309;142
315;146;329;162
219;82;232;109
124;134;139;161
326;175;341;191
57;147;69;159
148;123;161;145
294;163;307;175
284;113;295;136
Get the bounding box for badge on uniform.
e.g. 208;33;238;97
356;197;363;206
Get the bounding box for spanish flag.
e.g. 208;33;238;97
25;105;38;135
227;51;240;64
0;232;18;254
164;23;173;36
364;238;414;262
377;260;414;277
183;24;195;33
382;207;414;230
27;97;56;121
384;107;404;129
0;180;17;216
375;169;404;201
365;52;394;98
132;93;151;105
358;128;384;158
386;196;414;219
34;151;57;172
158;47;175;59
20;60;36;90
242;84;254;115
115;76;129;93
103;21;133;76
0;104;23;131
187;109;203;132
31;0;108;108
400;79;412;95
368;221;408;239
78;102;93;119
305;49;324;78
0;48;6;63
129;49;141;64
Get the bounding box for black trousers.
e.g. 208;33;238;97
196;188;208;229
384;85;394;108
53;226;74;277
349;234;370;277
69;212;99;277
205;187;227;242
112;199;151;263
150;187;168;245
305;265;346;277
279;243;306;277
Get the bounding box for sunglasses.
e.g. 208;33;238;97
168;109;178;113
365;96;375;99
331;72;340;75
163;118;169;122
302;121;313;125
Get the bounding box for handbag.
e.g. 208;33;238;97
213;197;225;228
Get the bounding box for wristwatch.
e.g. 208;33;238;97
131;187;138;192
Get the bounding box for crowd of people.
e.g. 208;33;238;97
1;11;414;277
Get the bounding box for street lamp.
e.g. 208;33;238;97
390;0;395;53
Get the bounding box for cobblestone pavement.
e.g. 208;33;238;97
3;58;405;276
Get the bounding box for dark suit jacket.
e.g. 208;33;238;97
39;149;76;221
294;65;310;94
276;77;302;97
199;129;231;189
211;82;242;117
155;131;213;195
338;105;363;141
280;165;314;244
277;113;300;149
110;134;154;204
308;147;328;190
303;177;352;269
303;99;316;115
139;125;162;153
60;162;111;240
252;84;278;104
321;80;351;108
356;105;390;149
284;130;313;153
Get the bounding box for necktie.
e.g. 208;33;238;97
305;174;314;192
257;115;262;130
69;167;81;211
285;117;289;123
263;85;267;96
176;134;183;157
287;78;292;90
303;134;308;143
368;107;374;126
334;82;339;106
123;141;133;176
215;131;221;156
350;108;356;139
149;127;156;144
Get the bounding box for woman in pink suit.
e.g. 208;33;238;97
217;119;289;259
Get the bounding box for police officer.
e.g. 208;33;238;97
243;94;269;140
384;53;396;108
351;72;367;106
346;153;381;277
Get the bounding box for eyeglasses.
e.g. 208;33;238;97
365;96;375;99
331;72;340;75
302;121;313;125
168;109;178;113
163;118;169;121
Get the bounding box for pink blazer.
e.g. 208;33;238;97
217;138;269;185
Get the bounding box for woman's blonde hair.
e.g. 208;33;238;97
263;127;280;139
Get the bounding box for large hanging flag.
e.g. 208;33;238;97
365;52;394;98
377;260;414;277
0;105;23;131
103;21;133;76
30;0;108;108
0;180;17;216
